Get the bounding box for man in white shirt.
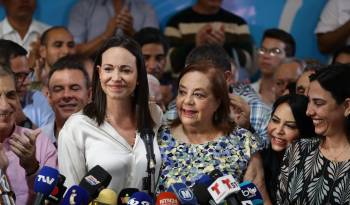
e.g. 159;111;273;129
42;55;91;146
0;0;50;52
315;0;350;54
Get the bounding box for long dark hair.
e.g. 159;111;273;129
271;94;315;138
83;36;154;130
310;64;350;137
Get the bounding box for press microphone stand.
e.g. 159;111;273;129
141;129;156;198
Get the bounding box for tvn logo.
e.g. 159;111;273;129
84;175;101;186
178;188;194;200
37;175;55;185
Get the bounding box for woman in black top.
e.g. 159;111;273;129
261;94;315;204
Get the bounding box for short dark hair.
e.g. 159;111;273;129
133;27;169;55
0;39;27;68
0;64;15;83
271;94;315;138
40;26;69;45
332;45;350;64
310;64;350;136
48;55;90;88
185;44;232;72
172;61;235;134
262;28;296;57
83;36;155;130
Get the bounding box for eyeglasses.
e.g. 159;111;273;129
258;47;284;56
13;71;34;82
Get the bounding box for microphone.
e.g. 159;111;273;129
47;174;67;204
140;129;156;168
90;188;117;205
192;174;214;205
192;184;214;205
207;174;240;205
61;185;89;205
33;166;59;205
140;129;156;195
237;181;263;205
127;192;154;205
156;192;179;205
167;183;197;205
118;188;139;205
79;165;112;200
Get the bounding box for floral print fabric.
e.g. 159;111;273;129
157;125;262;192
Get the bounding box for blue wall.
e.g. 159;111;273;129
0;0;328;63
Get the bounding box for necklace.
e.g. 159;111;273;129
320;142;350;162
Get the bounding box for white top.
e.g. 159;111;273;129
315;0;350;45
58;103;163;195
0;17;50;51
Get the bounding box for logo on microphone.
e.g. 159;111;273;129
178;188;194;200
69;189;77;204
127;198;150;205
241;187;257;198
37;175;55;185
84;175;101;186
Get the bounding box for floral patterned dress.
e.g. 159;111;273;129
277;138;350;205
157;125;262;192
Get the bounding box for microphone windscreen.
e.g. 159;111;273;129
48;174;67;203
207;175;240;204
194;174;213;187
93;189;117;205
156;192;179;205
118;188;139;205
79;165;112;199
238;181;263;205
127;192;153;205
34;166;59;196
167;183;197;205
209;169;223;180
61;185;89;205
192;184;212;205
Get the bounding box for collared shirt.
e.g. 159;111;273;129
22;90;55;128
40;121;57;147
4;125;57;205
68;0;159;44
58;104;163;195
0;18;50;52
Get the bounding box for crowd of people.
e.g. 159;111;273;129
0;0;349;204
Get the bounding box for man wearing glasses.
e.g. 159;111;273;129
0;39;54;128
251;28;296;106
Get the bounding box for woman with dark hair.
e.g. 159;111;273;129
261;94;315;205
157;62;263;192
277;64;350;204
58;37;163;194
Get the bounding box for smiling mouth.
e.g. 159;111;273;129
312;119;323;126
271;136;287;146
181;109;197;117
59;104;78;109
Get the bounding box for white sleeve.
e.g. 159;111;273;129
315;0;340;33
58;118;87;188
